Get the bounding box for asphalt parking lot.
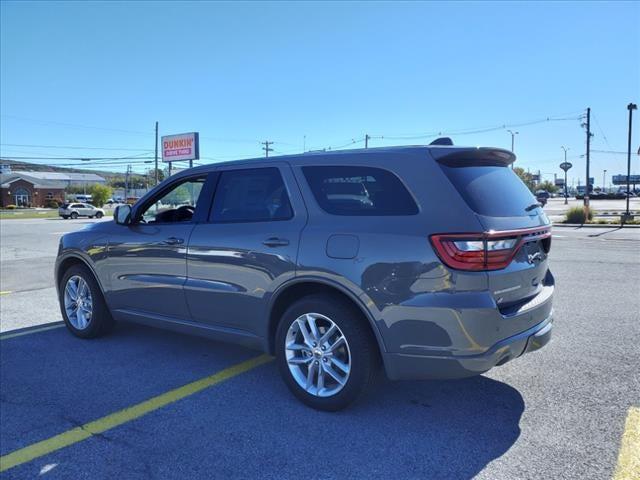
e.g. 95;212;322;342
1;217;639;479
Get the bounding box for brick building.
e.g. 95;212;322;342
0;173;66;208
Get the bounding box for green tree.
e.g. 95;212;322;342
89;184;112;207
146;168;165;184
512;167;536;192
538;180;558;193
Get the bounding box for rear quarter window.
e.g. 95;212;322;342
439;164;537;217
302;166;418;216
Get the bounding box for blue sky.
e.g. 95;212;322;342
1;1;638;186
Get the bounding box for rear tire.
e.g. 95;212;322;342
70;212;78;219
59;264;114;339
61;216;69;219
275;294;379;411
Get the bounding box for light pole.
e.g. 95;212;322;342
624;103;637;222
602;170;607;193
507;130;518;169
561;146;570;204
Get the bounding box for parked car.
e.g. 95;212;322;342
74;194;93;203
55;144;554;411
58;202;105;219
535;189;550;206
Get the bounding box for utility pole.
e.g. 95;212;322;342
262;141;273;158
124;164;131;201
624;103;637;221
365;134;370;149
154;121;159;185
602;170;607;193
584;107;592;207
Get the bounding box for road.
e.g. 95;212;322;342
0;217;639;479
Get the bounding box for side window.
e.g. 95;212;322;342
302;166;419;216
211;167;293;223
140;176;206;224
72;204;83;208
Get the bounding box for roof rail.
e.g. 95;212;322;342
429;137;454;146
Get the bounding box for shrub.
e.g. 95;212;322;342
44;200;59;208
565;206;593;224
88;184;112;207
5;204;17;209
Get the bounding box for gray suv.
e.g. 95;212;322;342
55;145;553;411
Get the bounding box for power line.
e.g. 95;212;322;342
0;143;153;152
0;114;153;136
0;155;156;161
373;114;583;141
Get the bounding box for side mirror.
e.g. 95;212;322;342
114;204;132;225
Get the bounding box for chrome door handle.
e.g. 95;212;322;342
164;237;184;245
262;237;289;247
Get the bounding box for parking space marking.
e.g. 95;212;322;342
0;323;65;340
0;354;273;473
613;407;640;480
0;291;12;295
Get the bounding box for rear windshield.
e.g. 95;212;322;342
439;165;537;217
303;166;418;216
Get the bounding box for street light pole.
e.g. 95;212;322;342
625;103;637;221
507;130;518;169
561;146;570;205
602;169;607;193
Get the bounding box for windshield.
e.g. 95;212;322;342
440;164;537;217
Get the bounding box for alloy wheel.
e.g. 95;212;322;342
64;275;93;330
285;312;351;397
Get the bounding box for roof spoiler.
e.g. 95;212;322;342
431;147;516;167
429;137;454;146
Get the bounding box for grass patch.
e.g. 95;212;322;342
564;206;593;224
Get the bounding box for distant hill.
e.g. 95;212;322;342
0;159;122;179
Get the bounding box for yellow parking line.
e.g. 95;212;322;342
0;354;273;472
0;291;12;295
0;323;65;341
613;407;640;480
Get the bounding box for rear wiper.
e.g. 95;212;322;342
525;203;542;212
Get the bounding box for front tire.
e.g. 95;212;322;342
95;212;103;219
59;264;114;338
275;294;379;411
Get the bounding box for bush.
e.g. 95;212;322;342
565;206;593;224
5;204;17;209
44;200;59;208
88;184;112;208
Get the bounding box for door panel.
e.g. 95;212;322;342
106;223;195;318
185;164;307;336
105;173;214;320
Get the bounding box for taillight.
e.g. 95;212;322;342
430;227;550;271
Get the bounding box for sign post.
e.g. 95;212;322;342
161;132;200;175
560;161;572;205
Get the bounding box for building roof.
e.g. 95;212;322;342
0;172;67;189
10;171;106;183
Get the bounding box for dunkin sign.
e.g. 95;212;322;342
161;132;199;162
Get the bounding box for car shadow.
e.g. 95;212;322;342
1;323;524;479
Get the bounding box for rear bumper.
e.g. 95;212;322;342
383;312;553;380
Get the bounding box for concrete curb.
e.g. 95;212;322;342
552;223;640;229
